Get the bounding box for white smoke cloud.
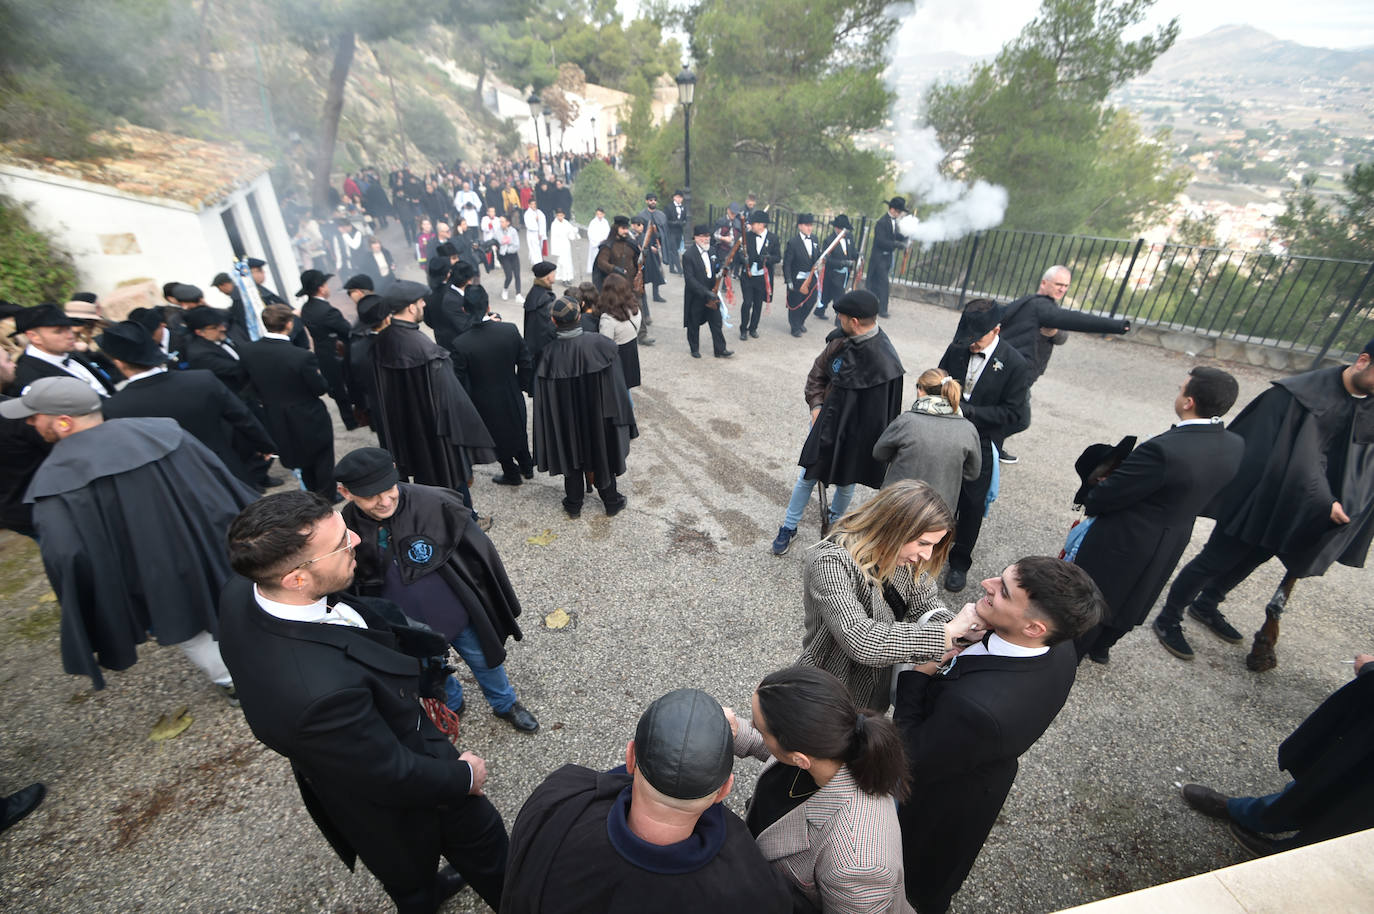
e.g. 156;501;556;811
884;4;1009;243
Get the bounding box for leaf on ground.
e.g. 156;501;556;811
150;707;192;741
526;529;558;546
38;591;57;603
544;608;571;629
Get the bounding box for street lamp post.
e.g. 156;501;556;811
543;107;553;179
590;116;597;154
527;91;543;177
675;65;697;220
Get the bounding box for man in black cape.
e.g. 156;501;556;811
532;296;637;518
3;377;256;693
522;261;559;370
371;280;496;523
770;290;903;556
1153;341;1374;660
450;286;535;485
335;447;538;733
347;293;388;446
500;688;791;914
297;269;357;430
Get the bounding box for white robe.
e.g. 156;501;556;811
523;209;547;265
550;219;579;281
585;216;610;273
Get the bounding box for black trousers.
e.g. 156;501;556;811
562;473;619;511
867;257;892;314
786;288;813;333
383;793;508;914
1158;529;1275;625
498;445;534;479
949;437;995;573
740;276;766;333
297;443;336;501
317;353;356;430
499;253;521;293
665;228;683;272
687;311;728;356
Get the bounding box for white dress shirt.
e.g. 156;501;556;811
253;584;369;628
115;365;166;392
24;344;108;396
963;334;1000;396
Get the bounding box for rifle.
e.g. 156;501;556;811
797;229;847;297
712;220;748;308
633;219;658;295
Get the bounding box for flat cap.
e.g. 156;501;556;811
343;274;374;291
246;257;267;269
532;261;557;279
184;307;229;331
833;289;880;320
334;447;399;497
381;280;430;314
0;377;102;419
634;688;734;800
356;294;388;328
171;283;204;304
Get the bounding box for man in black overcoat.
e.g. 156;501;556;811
681;224;731;359
814;214;856;321
635;194;669;303
238;304;336;498
895;557;1103;914
866;197;908;318
372;281;496;521
1181;652;1374;855
737;210;779;342
781;213;822;338
1073;366;1245;663
347;294;388;446
532;297;637;518
99;321;276;491
450;286;535;485
522;261;559;370
220;492;506;914
936;300;1030;592
1153;341;1374;660
298;270;357;430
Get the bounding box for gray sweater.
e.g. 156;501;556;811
872;407;981;512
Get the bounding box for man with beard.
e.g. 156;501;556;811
220;492;506;913
450;286;535;485
1153;340;1374;661
372;280;496;528
636;194;669;303
5;377;257;695
770;291;904;556
297;270;357;431
681;224;731;360
867;197;908;319
532;297;637;519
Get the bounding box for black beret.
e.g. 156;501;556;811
171;283;204;303
612;215;631;228
334;447;399;497
343;274;374;291
532;261;557;278
462;284;489;317
833;289;880;319
435;242;457;257
356;294;387;328
634;689;734;800
70;291;98;304
184;307;230;331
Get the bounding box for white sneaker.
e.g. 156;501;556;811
502;289;509;300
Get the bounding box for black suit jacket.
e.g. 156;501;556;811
894;643;1078;913
103;369;275;484
938;339;1030;443
681;243;719;327
12;351;118;397
1076;423;1245;629
217;577;476;890
238;337;332;467
183;335;250;395
870;213;905;259
301;297;352;370
781;233;821;292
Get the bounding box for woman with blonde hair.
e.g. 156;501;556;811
872;368;980;512
798;479;981;711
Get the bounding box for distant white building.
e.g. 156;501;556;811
0;126;297;308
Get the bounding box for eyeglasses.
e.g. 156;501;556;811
292;531;355;571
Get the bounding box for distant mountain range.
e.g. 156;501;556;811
1138;24;1374;84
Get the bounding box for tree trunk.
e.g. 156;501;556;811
311;31;356;215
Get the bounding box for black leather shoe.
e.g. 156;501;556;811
1229;821;1280;858
652;296;667;303
691;351;702;358
944;568;967;593
1182;784;1231;820
435;864;468;905
749;330;759;339
0;783;46;834
603;493;627;516
715;350;734;358
1153;618;1194;660
790;329;803;337
492;473;522;486
1087;647;1110;665
564;501;582;519
495;702;540;733
739;329;747;340
1188;606;1244;644
520;465;535;480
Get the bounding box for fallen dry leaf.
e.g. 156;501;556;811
544;608;571;629
150;707;192;742
526;529;558;546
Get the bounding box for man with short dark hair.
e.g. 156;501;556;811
500;688;792;914
895;556;1103;914
297;270;356;430
220;492;506;914
9;304;116;397
635;193;669;304
1073;366;1245;663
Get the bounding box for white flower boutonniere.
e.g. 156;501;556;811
992;359;1004;372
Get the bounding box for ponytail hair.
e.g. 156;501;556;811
755;665;910;802
917;367;961;413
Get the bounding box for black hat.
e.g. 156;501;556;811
832;214;852;230
435;242;457;258
462;284;489;317
612;215;631;228
833;289;880;320
952;299;1004;346
796;213;815;225
532;261;557;278
381;280;430;314
748;210;769;225
70;291;98;304
630;215;646;226
184;307;230;331
551;295;581;326
673;189;685;197
356;294;388;328
172;283;204;304
692;224;711;237
633;688;734;800
884;196;907;212
449;261;476;285
1072;437;1137;505
246;257;267;269
296;270;333;298
211;272;233;287
11;303;77;334
127;307;165;334
343;274;374;292
645;191;658;200
335;447;400;497
98;320;166;366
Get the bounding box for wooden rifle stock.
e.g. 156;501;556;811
798;229;846;296
633;220;657;295
712;217;748;297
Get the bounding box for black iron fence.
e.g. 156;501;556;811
706;205;1374;366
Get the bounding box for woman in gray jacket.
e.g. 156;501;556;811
872;368;980;512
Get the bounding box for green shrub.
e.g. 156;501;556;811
400;93;462;164
0;196;77;304
571;160;643;224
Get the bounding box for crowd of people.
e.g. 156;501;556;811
1;153;1372;914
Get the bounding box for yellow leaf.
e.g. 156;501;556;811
545;608;571;629
39;591;57;603
526;529;558;546
150;707;193;742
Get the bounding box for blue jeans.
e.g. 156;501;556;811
782;465;855;530
1227;783;1298;833
443;626;517;714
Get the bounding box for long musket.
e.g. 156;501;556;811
798;229;847;296
712;219;748;309
633;218;658;295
